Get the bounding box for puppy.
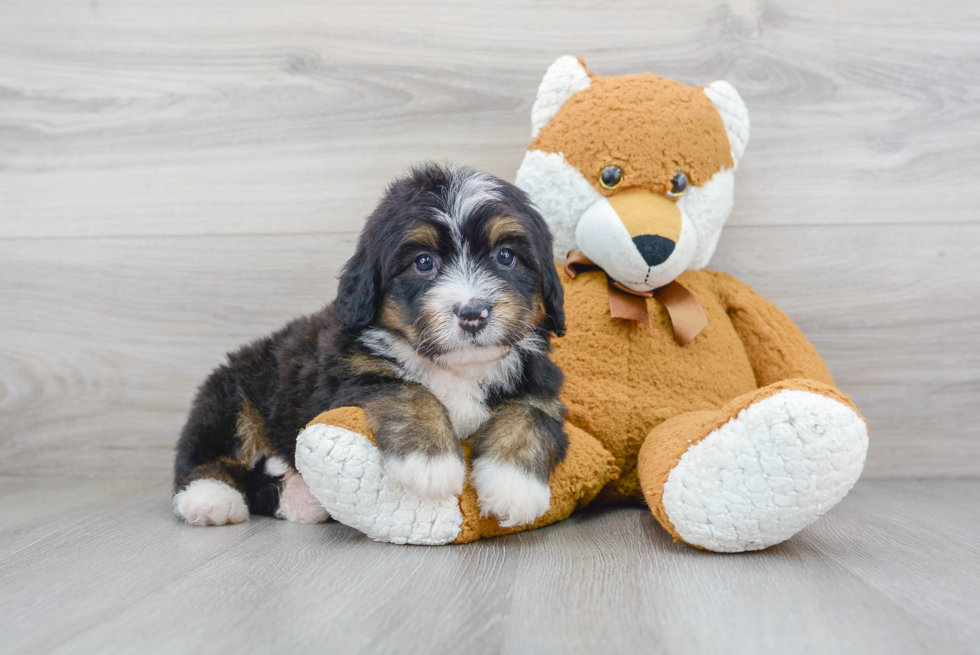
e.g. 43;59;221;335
173;163;568;528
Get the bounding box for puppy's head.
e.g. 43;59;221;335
336;164;564;365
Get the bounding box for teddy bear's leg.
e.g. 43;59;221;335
637;380;868;552
295;407;619;545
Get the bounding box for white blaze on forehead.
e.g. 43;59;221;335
436;167;502;243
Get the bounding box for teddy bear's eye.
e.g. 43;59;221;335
667;171;689;199
599;165;622;190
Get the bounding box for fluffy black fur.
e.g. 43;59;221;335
174;163;567;522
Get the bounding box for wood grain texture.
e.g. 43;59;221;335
0;476;977;654
1;0;979;478
1;0;978;238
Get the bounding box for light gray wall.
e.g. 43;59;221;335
1;0;977;478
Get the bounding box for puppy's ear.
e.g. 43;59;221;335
511;185;567;338
335;242;381;332
540;259;566;337
530;209;565;336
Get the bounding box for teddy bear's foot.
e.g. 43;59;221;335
641;384;868;552
295;422;464;545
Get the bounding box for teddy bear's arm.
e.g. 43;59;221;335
712;271;834;387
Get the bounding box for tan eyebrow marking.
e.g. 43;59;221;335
406;223;441;250
485;216;526;245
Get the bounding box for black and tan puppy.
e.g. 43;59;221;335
174;164;567;528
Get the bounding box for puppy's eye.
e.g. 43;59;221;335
414;254;436;273
599;165;622;190
495;248;516;267
667;171;689;199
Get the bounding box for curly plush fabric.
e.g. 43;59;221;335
296;408;620;545
636;380;867;550
530;72;733;196
297;422;464;545
658;389;868;552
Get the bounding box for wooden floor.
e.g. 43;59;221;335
0;476;978;655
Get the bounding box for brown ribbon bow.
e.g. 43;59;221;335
564;251;708;346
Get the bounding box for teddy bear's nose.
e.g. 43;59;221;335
632;235;676;267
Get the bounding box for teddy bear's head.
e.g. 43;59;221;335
515;57;749;292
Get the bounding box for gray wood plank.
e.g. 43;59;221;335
0;476;976;654
805;479;980;648
0;475;163;560
1;0;978;239
0;233;354;476
1;224;977;478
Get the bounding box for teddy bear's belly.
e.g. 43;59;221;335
552;271;758;500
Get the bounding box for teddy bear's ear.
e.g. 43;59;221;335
530;56;593;138
703;81;750;167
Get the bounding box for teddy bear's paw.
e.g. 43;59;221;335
662;390;868;553
385;453;466;501
471;459;551;528
294;424;463;545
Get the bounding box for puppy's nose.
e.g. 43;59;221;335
632;234;676;267
456;301;490;335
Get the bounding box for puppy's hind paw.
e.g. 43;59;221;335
276;472;330;524
385;453;466;501
173;479;249;526
471;460;551;528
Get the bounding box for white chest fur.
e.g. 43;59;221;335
420;366;492;438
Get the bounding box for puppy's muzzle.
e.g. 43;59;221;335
455;300;490;335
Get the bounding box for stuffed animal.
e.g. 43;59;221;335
295;57;869;552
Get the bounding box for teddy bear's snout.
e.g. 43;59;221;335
576;187;701;292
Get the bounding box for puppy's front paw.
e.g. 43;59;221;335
471;459;551;528
385;452;466;501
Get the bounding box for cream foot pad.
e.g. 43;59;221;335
661;390;869;552
296;423;463;545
